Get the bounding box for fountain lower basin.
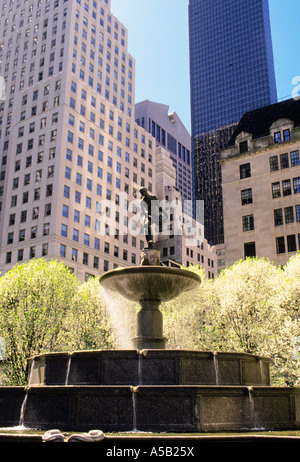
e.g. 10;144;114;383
1;381;300;433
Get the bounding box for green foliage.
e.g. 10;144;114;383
162;256;300;386
0;259;114;385
59;276;116;352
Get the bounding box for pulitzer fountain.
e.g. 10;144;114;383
0;189;300;434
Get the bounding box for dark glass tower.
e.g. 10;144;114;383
189;0;277;244
189;0;277;137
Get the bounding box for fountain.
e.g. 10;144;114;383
0;190;300;435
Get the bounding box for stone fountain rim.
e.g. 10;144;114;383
100;265;201;285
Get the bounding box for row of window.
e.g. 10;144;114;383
8;204;52;226
4;246;134;274
60;244;138;266
270;151;299;172
239;150;300;181
274;205;300;226
244;233;300;259
272;177;300;198
240;175;300;207
5;244;49;265
242;203;300;232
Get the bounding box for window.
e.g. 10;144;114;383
239;141;248;154
244;242;256;258
75;191;81;203
239;163;251;179
61;224;68;237
282;179;291;196
83;253;89;265
287;234;297;252
84;233;90;246
296;205;300;222
269;156;279;172
274;132;281;144
73;229;79;242
283;129;291;141
242;215;254;232
276;236;285;254
293;177;300;194
291;150;299;167
241;189;252;205
271;182;281;199
62;205;69;218
280;153;289;169
74;210;80;223
64;185;70;198
285;206;294;224
274;209;283;226
60;244;66;257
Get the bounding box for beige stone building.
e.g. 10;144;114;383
220;98;300;268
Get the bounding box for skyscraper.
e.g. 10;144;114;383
0;0;155;280
189;0;277;137
189;0;277;245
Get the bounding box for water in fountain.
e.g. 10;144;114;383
213;352;220;385
102;289;135;349
259;358;265;384
18;360;34;429
65;355;71;385
247;386;264;431
137;350;148;385
131;386;139;432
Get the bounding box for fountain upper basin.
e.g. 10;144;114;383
100;266;200;302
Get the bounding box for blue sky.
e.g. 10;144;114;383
111;0;300;133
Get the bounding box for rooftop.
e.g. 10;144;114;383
228;98;300;146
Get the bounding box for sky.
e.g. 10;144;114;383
111;0;300;134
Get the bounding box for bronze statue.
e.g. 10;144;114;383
140;188;167;248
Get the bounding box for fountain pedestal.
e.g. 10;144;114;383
100;265;200;351
132;300;168;349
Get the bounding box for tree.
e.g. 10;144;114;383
208;258;287;355
58;276;116;352
161;258;300;385
162;265;213;350
0;259;79;385
275;253;300;385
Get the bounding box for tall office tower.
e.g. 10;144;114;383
135;100;193;216
0;0;155;281
189;0;277;244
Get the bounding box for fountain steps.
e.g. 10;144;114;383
27;350;271;387
0;383;299;432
